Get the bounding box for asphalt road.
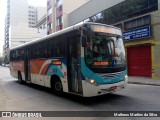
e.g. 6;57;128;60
0;66;160;120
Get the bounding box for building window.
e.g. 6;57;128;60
47;1;50;6
47;7;52;16
56;0;62;8
43;23;46;29
56;16;63;26
38;28;40;33
88;0;158;25
124;15;151;30
48;22;52;30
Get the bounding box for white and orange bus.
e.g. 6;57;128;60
10;22;128;97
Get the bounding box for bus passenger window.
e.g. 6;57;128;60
31;46;35;59
49;39;55;58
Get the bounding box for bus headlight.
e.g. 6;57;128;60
125;75;128;81
86;77;99;86
90;79;95;84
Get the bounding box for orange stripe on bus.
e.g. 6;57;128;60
30;60;45;74
41;64;49;75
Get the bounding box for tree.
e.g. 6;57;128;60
0;57;2;65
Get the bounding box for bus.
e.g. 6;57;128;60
9;22;128;97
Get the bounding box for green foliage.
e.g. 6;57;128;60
0;57;2;65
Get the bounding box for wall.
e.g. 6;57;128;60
63;0;90;28
10;0;28;26
9;0;39;48
68;0;124;26
37;6;47;21
9;24;38;48
151;2;160;79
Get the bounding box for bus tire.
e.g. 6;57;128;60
51;77;63;95
18;72;23;84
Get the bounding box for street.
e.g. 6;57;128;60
0;66;160;120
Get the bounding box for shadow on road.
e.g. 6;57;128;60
62;93;130;107
11;80;129;106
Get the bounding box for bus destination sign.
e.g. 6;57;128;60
91;25;116;34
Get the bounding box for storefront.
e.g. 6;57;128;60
68;0;160;79
123;25;152;77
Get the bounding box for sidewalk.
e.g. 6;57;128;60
0;64;9;68
128;76;160;86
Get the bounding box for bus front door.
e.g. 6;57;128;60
24;48;31;82
67;39;83;94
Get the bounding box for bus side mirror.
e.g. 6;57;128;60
82;36;86;47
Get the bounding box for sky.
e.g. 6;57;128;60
0;0;47;56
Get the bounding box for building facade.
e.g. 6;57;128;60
4;0;30;63
28;5;37;27
35;14;47;38
47;0;90;34
68;0;160;79
28;6;47;28
3;0;47;64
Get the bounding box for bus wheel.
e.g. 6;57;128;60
51;78;63;95
18;72;23;84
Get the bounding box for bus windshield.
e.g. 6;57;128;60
85;35;126;69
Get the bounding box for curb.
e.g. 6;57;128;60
0;65;9;68
128;81;160;86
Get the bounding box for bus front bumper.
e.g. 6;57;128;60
82;78;128;97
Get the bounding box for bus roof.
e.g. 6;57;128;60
10;22;121;51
